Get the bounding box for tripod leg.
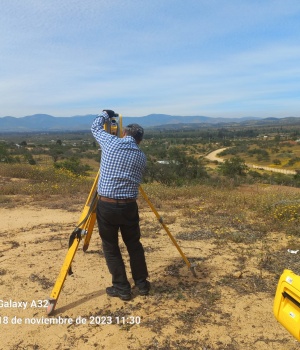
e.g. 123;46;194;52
82;172;99;251
47;173;99;315
47;235;82;315
139;186;197;276
82;211;97;252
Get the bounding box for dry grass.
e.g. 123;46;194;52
0;163;93;209
142;182;300;239
2;163;300;237
2;164;300;349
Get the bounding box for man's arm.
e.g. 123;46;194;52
91;111;112;147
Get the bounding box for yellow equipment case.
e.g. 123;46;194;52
273;269;300;341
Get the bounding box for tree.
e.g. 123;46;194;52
23;153;36;165
50;149;64;162
143;152;208;186
274;135;281;143
218;157;248;177
0;143;15;163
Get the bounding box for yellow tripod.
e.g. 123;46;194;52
47;115;196;315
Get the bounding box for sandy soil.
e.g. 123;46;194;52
0;198;299;350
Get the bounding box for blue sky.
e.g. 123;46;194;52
1;0;300;118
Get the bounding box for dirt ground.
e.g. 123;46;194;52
0;195;300;350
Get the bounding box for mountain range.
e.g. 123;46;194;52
0;113;298;132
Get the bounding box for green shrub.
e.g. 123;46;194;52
218;157;248;177
53;157;92;176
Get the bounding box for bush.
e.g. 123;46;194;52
53;157;92;176
143;160;208;186
248;148;270;161
0;143;17;163
0;163;93;196
218;157;248;177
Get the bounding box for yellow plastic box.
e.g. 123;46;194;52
274;269;300;341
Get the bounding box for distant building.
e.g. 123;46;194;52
157;160;180;165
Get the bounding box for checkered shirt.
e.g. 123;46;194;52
91;112;146;199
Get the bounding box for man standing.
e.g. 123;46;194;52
91;110;150;301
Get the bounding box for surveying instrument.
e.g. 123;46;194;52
46;113;197;315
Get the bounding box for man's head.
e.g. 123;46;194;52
123;124;144;143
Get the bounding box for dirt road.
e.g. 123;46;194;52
205;148;297;175
205;148;227;163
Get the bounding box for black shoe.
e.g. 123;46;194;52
106;286;132;301
138;281;151;296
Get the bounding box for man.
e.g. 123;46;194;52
91;109;150;301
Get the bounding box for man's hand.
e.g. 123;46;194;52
103;109;115;118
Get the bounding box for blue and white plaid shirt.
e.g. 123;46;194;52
91;112;146;199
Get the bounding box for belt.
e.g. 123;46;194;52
99;196;136;203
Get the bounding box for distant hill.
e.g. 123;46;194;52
0;114;98;132
0;113;298;132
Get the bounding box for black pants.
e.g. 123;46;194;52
96;200;148;293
